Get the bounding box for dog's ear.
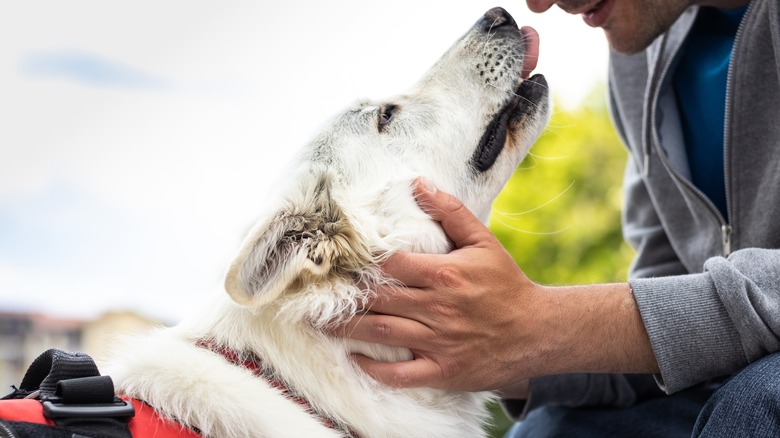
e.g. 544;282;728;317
224;173;371;307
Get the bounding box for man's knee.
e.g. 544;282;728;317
694;352;780;437
715;352;780;404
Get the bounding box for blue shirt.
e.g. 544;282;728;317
673;6;747;220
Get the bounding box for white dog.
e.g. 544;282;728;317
106;7;549;438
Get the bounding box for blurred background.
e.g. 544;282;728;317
0;1;630;435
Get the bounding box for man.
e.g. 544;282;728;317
337;0;780;436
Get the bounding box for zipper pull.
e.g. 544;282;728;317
721;224;732;257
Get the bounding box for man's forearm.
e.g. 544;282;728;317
525;282;659;378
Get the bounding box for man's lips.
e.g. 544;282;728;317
561;0;615;27
563;0;603;15
572;0;614;28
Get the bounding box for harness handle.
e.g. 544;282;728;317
19;349;100;399
2;349;134;438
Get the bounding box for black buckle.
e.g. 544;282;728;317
42;399;135;419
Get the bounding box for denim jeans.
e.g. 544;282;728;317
505;352;780;438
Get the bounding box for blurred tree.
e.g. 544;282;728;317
485;85;635;437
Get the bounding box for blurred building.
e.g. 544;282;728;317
0;310;162;394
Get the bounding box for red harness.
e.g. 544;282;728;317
196;340;360;437
0;397;201;438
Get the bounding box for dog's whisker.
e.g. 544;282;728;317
484;73;550;98
494;180;575;217
518;153;540;170
502;87;548;111
347;311;370;338
479;17;505;58
517;93;545;110
526;151;573;161
492;215;570;235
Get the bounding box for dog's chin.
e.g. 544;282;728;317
471;74;548;172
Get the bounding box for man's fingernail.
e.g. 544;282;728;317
418;177;438;194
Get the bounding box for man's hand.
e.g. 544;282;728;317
334;178;658;392
335;178;547;391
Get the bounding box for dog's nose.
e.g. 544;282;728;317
479;7;517;31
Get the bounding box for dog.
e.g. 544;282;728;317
105;7;549;437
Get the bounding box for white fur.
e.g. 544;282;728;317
105;9;550;438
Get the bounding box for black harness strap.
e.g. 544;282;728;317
20;349;101;398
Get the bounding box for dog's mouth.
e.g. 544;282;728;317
471;21;547;173
472;74;548;172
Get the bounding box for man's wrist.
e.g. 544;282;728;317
528;283;659;377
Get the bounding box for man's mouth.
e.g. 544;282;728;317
580;0;614;28
585;0;606;13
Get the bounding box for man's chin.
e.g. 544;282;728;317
606;36;648;55
603;5;688;55
604;27;664;55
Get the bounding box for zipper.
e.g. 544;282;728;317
0;421;18;438
722;224;732;256
646;4;755;258
719;0;755;257
644;34;669;178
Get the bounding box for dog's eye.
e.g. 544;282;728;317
377;104;397;133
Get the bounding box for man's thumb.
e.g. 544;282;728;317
412;177;491;248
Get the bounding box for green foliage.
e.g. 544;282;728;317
490;85;634;286
484;85;635;436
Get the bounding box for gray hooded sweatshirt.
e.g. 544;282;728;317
504;0;780;418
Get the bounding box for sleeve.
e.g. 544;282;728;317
502;374;663;421
632;248;780;393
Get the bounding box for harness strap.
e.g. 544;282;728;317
20;349;100;399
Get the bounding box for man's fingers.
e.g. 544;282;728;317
336;312;432;349
379;252;445;289
352;354;444;389
412;177;494;249
359;282;431;318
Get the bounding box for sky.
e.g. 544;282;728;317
0;1;610;322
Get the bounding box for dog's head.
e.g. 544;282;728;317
224;8;550;325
